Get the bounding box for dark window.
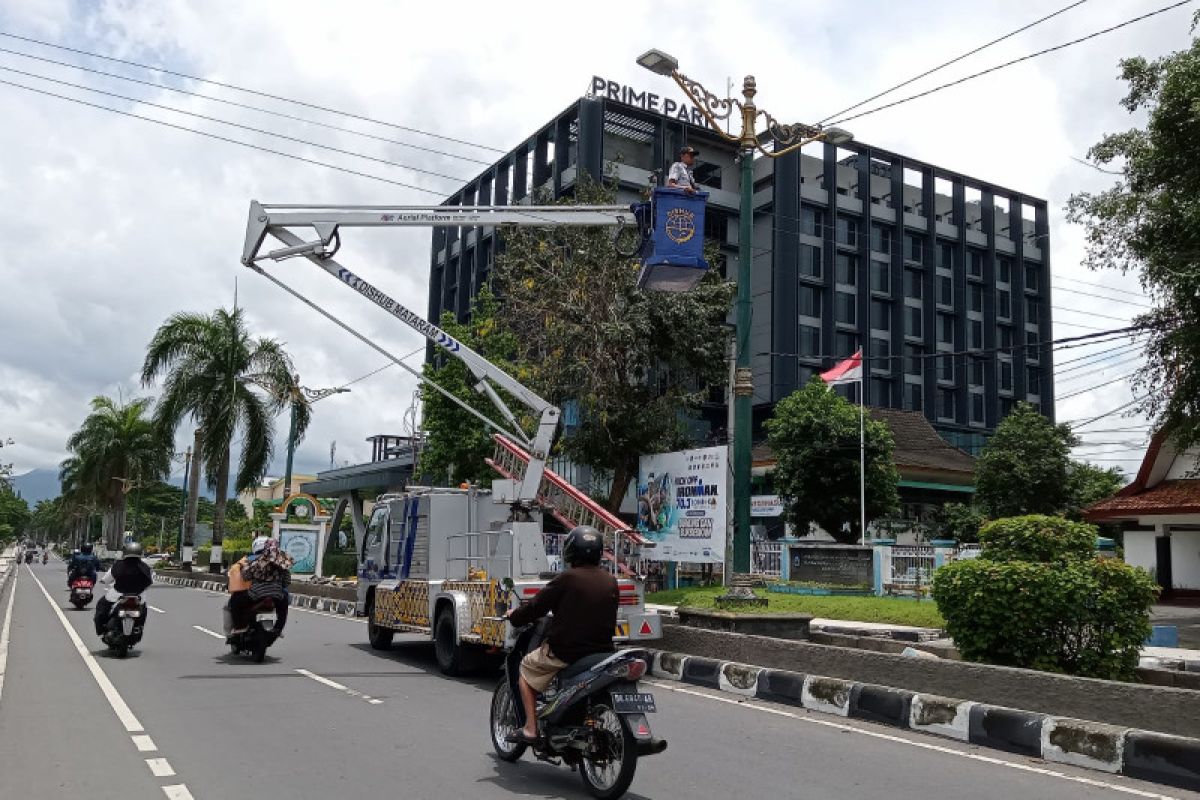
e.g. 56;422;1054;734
870;223;893;255
905;382;923;412
1027;366;1041;395
904;233;925;263
835;332;858;359
799;285;821;317
969;284;983;312
871;336;890;367
906;306;923;338
835;291;857;325
998;289;1011;319
937;241;956;271
938;275;953;306
837;216;858;247
938;354;955;383
1026;298;1041;325
904;269;923;300
836;253;858;286
969;358;985;387
997;257;1012;284
1000;397;1014;418
799;324;821;358
971;393;985;424
801;205;825;237
904;345;923;376
1025;263;1041;293
871;260;890;293
968;249;984;277
938;388;956;419
998;325;1013;349
800;244;822;278
999;360;1013;391
870;378;891;406
937;313;954;344
870;300;890;331
970;319;984;349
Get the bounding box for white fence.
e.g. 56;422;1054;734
751;540;783;579
875;543;980;596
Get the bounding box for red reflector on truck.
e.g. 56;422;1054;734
639;620;653;636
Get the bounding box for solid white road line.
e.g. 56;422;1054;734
147;605;166;614
146;757;176;777
192;625;224;639
162;784;195;799
0;569;17;707
644;680;1180;800
132;734;157;752
25;566;144;733
295;668;382;705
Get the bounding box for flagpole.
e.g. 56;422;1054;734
859;353;866;548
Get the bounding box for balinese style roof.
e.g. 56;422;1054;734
1085;430;1200;521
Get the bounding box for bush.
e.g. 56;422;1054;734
932;516;1158;680
322;553;358;577
978;514;1095;563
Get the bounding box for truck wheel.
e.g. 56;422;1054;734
367;597;393;651
434;606;466;676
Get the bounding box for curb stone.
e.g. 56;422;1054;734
154;574;359;617
645;648;1200;792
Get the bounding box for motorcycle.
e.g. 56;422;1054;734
42;553;48;565
490;618;667;800
69;577;95;609
227;598;280;663
101;594;146;657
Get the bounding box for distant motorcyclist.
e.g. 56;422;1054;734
505;525;618;744
93;543;154;636
68;543;101;586
242;537;292;635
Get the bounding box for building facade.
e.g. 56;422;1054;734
428;89;1054;452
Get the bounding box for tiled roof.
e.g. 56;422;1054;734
1084;479;1200;521
752;407;975;476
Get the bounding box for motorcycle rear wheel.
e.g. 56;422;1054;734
489;679;526;762
578;702;638;799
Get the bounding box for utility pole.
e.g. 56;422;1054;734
177;445;191;558
183;430;203;572
282;381;350;498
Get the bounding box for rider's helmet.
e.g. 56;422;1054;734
562;525;604;567
251;536;270;555
80;543;93;554
72;548;80;555
122;542;144;559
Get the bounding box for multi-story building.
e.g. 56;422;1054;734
427;84;1053;453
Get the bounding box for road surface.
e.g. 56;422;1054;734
0;560;1194;800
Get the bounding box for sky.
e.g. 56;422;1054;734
0;0;1189;484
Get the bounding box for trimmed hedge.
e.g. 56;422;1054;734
978;515;1095;563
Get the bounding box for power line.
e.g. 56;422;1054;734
1066;397;1144;428
0;29;506;154
0;76;445;195
817;0;1090;123
335;345;427;392
825;1;1196;127
0;44;496;166
0;63;472;184
1054;353;1143;384
1057;369;1139;401
1054;285;1153;310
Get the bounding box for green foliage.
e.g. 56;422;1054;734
494;176;735;510
1065;461;1126;520
1066;22;1200;448
419;287;520;486
765;378;900;543
933;515;1158;680
0;486;30;541
978;515;1097;563
930;502;988;544
0;436;13;491
322;553;358;577
976;403;1076;517
645;586;945;627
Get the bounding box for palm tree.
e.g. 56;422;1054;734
62;396;172;550
141;307;309;573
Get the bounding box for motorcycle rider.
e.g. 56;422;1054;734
93;542;154;636
242;537;292;635
67;543;101;587
505;525;618;744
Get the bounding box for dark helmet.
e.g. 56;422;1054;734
80;543;93;554
562;525;604;567
122;542;144;559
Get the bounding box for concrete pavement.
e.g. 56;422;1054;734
2;560;1197;800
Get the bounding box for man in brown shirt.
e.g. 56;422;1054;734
507;525;618;742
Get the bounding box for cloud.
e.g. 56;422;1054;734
0;0;1186;483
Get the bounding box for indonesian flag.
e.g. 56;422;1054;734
820;348;863;385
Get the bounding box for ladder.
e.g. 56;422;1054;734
487;434;648;573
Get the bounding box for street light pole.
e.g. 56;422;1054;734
637;50;853;582
178;444;191;560
282;383;350;499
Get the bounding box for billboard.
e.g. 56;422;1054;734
280;527;318;575
636;446;726;564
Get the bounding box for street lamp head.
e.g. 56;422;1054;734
822;126;854;146
636;48;679;76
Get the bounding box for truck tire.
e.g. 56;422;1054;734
366;596;393;650
434;606;472;676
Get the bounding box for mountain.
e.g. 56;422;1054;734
7;469;214;506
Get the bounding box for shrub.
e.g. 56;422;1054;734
322;553;358;577
933;516;1158;680
978;514;1095;563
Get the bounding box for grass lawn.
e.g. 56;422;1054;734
646;586;946;629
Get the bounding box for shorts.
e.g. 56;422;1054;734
519;642;568;693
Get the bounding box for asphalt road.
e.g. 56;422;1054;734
1;560;1196;800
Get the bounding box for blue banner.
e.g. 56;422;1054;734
637;188;709;292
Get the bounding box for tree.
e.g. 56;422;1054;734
975;403;1076;518
494;176;735;510
1066;19;1200;448
930;502;988;544
420;286;522;486
765;378;900;544
142;307;306;572
0;486;30;543
1065;461;1126;521
0;436;13;491
61;396;172;549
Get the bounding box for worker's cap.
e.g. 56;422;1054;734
679;146;700;157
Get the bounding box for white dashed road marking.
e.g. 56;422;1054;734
296;668;383;705
192;625;224;639
146;757;176;777
132;734;157;752
162;784;195;799
147;605;166;613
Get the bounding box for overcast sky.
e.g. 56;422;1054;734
0;0;1188;483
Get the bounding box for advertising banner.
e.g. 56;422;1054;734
636;446;726;564
280;527;318;575
751;494;784;517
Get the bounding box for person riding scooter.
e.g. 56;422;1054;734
94;543;154;636
505;525;618;745
68;543;101;587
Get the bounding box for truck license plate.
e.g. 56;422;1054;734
611;692;656;714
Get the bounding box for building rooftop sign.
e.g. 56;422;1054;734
590;76;716;131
